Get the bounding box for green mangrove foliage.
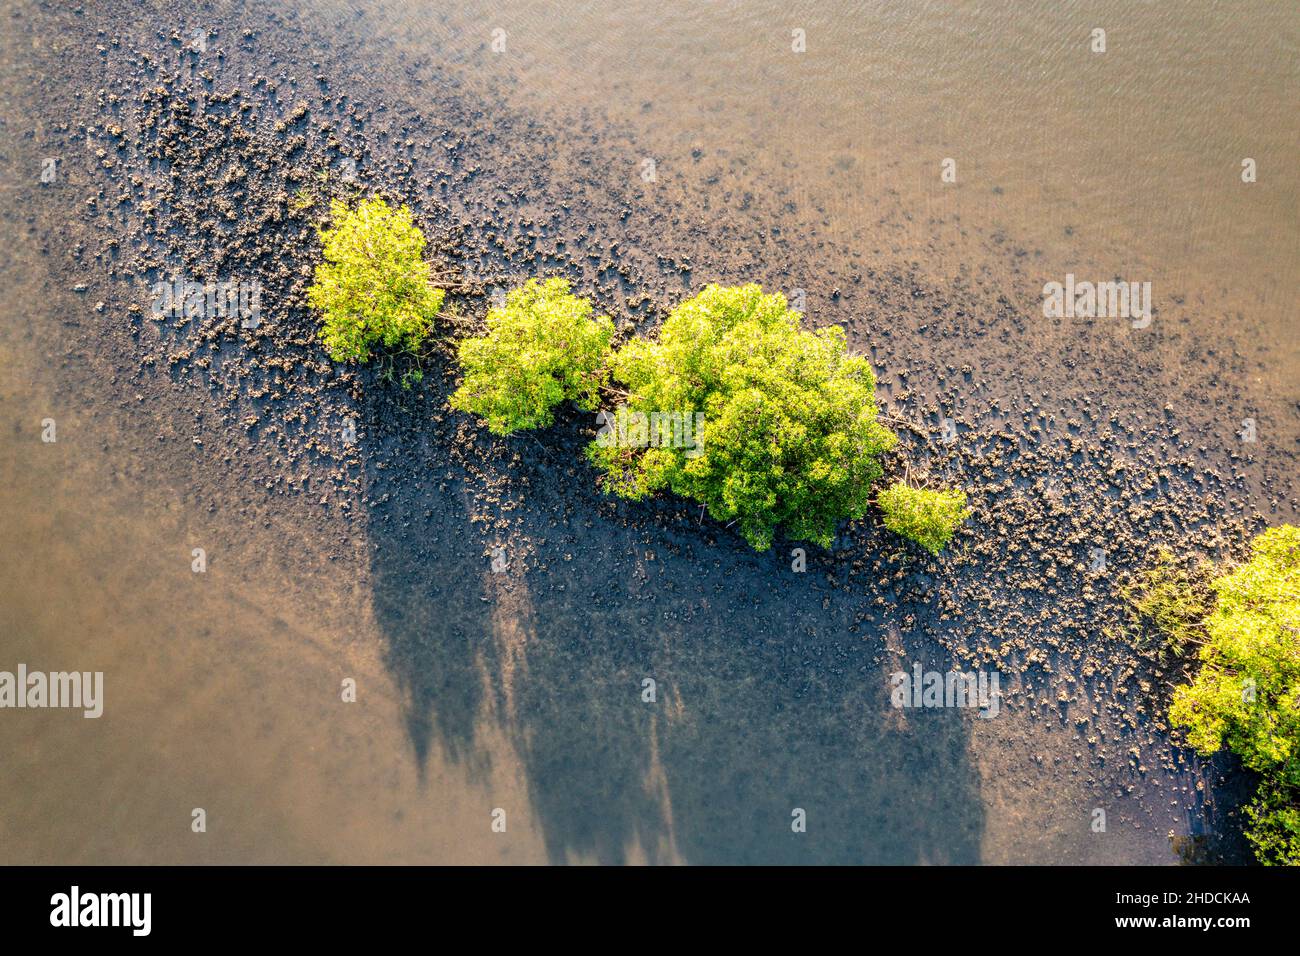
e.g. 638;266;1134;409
1169;525;1300;864
450;278;615;436
587;284;898;551
446;279;972;553
300;216;969;555
875;482;972;555
1129;525;1300;865
1244;776;1300;867
1169;526;1300;783
308;198;446;363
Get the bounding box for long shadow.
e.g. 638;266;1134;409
361;363;498;776
366;395;984;864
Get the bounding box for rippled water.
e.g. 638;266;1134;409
394;0;1297;362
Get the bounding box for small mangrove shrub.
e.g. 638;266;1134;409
876;482;972;555
586;283;897;551
1158;524;1300;865
1169;525;1300;783
307;197;445;363
450;278;615;436
1244;777;1300;867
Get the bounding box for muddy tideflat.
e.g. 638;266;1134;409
0;0;1294;865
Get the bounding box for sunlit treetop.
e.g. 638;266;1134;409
587;283;898;551
307;197;445;363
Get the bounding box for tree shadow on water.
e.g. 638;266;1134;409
366;405;984;863
362;386;499;778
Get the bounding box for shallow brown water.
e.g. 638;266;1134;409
323;0;1299;465
380;0;1298;375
